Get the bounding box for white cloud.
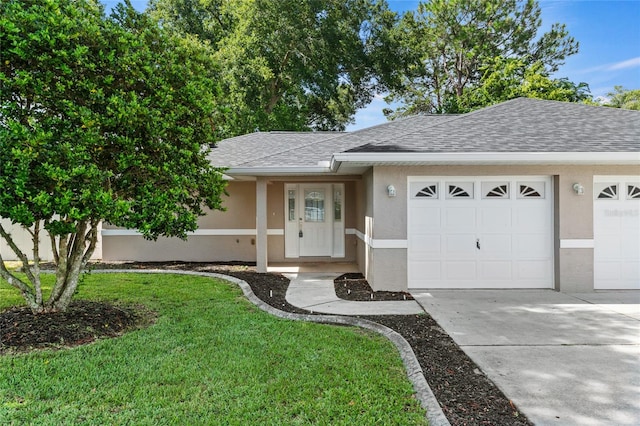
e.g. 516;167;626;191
606;57;640;71
577;57;640;75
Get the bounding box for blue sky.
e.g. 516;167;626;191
103;0;640;130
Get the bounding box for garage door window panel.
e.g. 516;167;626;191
446;182;474;199
627;184;640;199
517;182;545;199
414;184;439;199
482;182;510;199
594;183;618;200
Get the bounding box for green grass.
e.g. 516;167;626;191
0;273;427;425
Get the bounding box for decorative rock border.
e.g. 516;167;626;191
92;269;451;426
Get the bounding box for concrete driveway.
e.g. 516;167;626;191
410;290;640;426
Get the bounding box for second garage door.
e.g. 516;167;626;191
408;176;554;289
594;176;640;289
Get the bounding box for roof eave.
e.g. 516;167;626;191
226;166;334;177
331;152;640;166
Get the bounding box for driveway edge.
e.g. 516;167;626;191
96;269;450;426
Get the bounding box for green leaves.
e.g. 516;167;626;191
446;57;592;113
1;0;227;310
386;0;581;116
149;0;405;133
602;86;640;110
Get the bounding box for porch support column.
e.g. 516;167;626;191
256;177;268;273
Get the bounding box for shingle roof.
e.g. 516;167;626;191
209;98;640;170
346;98;640;153
207;131;341;167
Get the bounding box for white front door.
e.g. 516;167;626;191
299;185;333;256
284;183;344;257
408;176;553;289
594;176;640;289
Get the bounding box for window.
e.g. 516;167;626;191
482;182;509;199
304;190;325;222
517;182;545;199
627;184;640;199
334;187;342;222
412;182;438;199
288;190;296;221
596;184;618;200
446;182;474;199
416;185;438;198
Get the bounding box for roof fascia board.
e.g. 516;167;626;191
226;166;334;176
332;152;640;165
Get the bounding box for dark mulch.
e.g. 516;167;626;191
1;261;531;425
241;268;531;426
334;273;414;301
0;300;152;355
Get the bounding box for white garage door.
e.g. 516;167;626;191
408;176;553;289
594;176;640;290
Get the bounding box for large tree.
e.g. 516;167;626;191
436;57;592;114
0;0;226;313
149;0;407;134
386;0;579;116
601;86;640;110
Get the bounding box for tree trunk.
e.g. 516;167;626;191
45;220;98;313
0;219;99;314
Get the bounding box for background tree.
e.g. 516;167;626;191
149;0;407;134
441;57;591;113
601;86;640;110
385;0;579;116
0;0;226;313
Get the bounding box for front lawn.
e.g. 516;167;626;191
0;273;427;425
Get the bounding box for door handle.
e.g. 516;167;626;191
299;230;303;238
476;239;480;250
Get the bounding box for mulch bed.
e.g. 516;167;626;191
0;300;152;355
334;273;414;301
1;261;531;425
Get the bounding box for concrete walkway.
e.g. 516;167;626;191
411;289;640;426
285;272;425;315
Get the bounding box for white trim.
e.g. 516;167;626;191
333;152;640;165
351;228;368;245
102;229;284;236
560;239;595;249
347;228;407;249
373;240;408;249
227;166;333;176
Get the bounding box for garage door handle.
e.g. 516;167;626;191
476;239;480;250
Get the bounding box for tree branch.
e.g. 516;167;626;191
32;220;43;305
81;220;99;269
0;222;37;285
0;251;37;310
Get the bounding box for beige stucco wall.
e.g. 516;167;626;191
102;178;359;263
102;235;258;262
361;164;640;292
369;248;407;292
201;181;257;229
0;219;56;262
356;169;375;283
1;219;102;262
103;181;259;262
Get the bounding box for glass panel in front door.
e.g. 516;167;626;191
304;190;325;222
